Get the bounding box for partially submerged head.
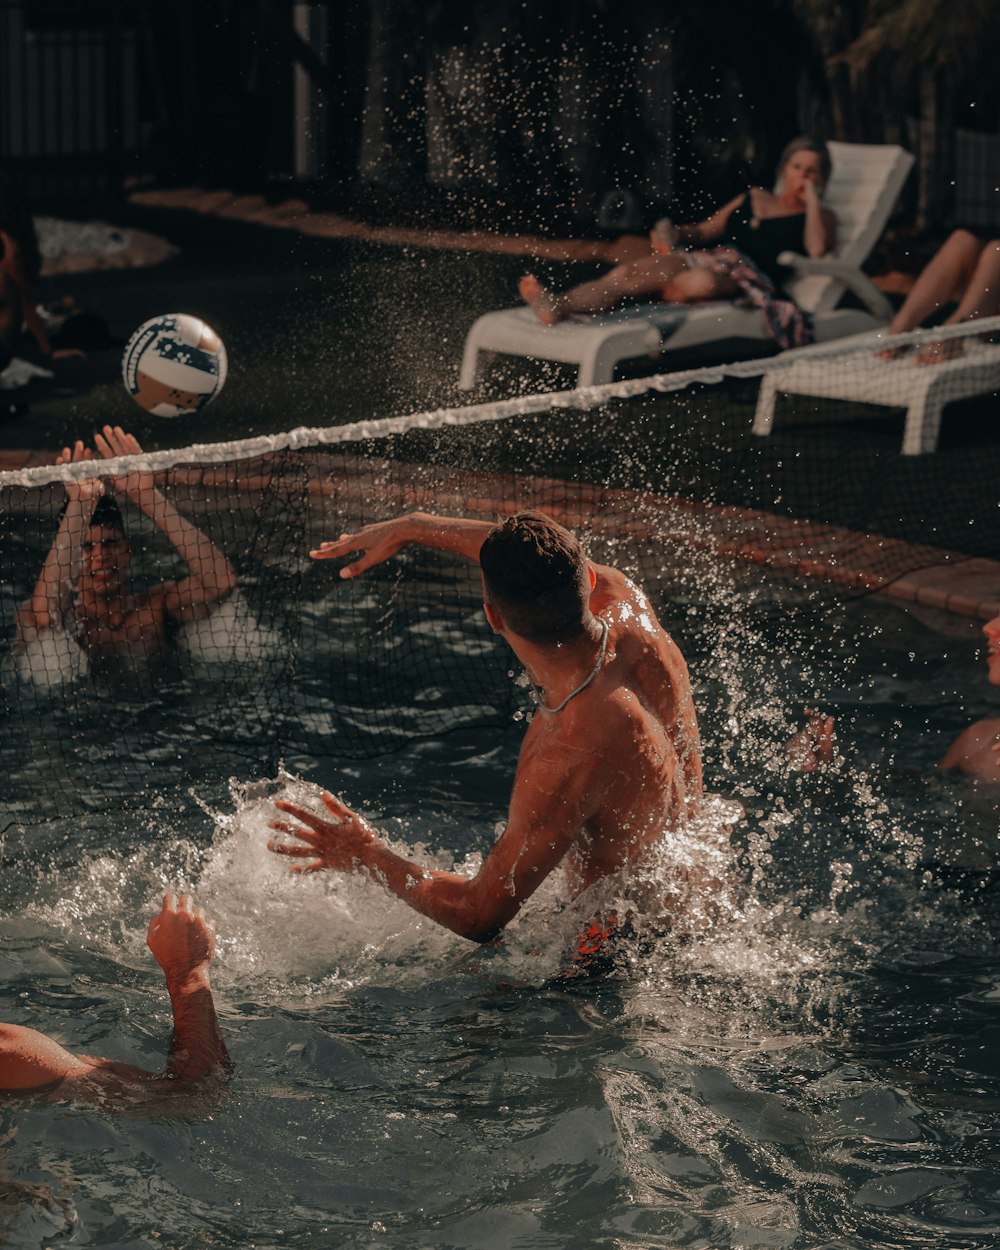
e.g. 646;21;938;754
776;135;832;196
79;496;131;596
479;511;593;644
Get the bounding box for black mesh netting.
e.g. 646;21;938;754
2;319;998;821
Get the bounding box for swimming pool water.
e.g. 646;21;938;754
2;574;999;1250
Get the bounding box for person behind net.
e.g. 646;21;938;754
14;424;237;688
269;510;723;947
877;229;1000;365
0;166;76;364
0;894;229;1097
517;136;837;352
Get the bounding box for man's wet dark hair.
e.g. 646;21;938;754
56;493;127;533
89;494;127;533
479;511;590;643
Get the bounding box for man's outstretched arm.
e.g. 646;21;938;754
310;511;494;579
319;512;643;617
0;895;229;1096
269;749;586;943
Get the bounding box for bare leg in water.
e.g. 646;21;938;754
519;254;739;325
879;231;1000;363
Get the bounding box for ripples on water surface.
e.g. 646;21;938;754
2;588;999;1250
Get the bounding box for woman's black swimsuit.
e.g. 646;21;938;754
724;193;807;289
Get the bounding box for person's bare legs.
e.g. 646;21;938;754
518;275;563;325
603;233;654;265
914;237;1000;364
878;230;985;359
0;229;52;358
519;255;737;324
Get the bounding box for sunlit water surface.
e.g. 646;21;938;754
2;580;999;1250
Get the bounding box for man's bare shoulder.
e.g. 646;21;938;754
13;599;45;645
592;564;672;638
591;562;642;608
941;717;1000;777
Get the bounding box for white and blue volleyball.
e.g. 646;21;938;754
122;313;228;417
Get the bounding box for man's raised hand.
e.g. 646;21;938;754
93;424;154;505
269;791;377;873
309;516;413;579
146;893;215;987
787;709;836;774
56;440;102;503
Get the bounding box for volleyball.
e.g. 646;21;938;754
122;313;228;417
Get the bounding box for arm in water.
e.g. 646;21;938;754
270;735;597;944
94;425;237;621
0;894;230;1095
939;718;1000;780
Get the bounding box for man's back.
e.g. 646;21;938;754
513;564;702;895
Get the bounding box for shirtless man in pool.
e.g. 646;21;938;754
0;894;229;1097
14;424;237;688
269;510;713;944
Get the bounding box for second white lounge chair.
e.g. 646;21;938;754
458;141;914;390
752;320;1000;456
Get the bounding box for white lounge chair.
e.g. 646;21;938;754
458;141;914;390
751;320;1000;455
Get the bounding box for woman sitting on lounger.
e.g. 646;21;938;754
519;136;837;351
878;229;1000;364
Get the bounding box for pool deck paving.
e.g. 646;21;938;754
2;189;996;625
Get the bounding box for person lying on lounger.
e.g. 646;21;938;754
518;136;837;351
790;609;1000;782
14;425;237;689
269;510;730;945
877;229;1000;364
0;894;229;1097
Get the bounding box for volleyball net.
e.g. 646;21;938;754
2;317;998;824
